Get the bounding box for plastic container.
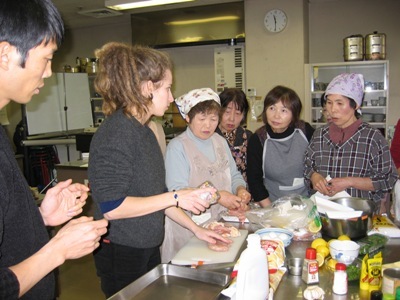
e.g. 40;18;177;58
332;263;348;295
235;234;269;300
302;247;319;284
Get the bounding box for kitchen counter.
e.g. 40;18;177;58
273;237;400;300
55;159;88;184
221;222;400;300
109;222;400;299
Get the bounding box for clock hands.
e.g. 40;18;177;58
273;15;277;31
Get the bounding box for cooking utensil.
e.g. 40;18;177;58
343;34;364;61
365;31;386;60
287;258;304;276
319;197;376;239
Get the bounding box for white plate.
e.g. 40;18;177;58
221;215;249;223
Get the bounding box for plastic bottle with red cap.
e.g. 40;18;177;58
302;247;319;284
332;262;347;295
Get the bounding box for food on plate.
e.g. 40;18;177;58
204;221;241;237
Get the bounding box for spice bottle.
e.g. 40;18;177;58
333;263;347;295
302;247;319;284
371;290;383;300
235;234;269;300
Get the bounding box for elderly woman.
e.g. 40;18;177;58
161;88;251;263
247;86;314;207
215;88;252;183
304;73;398;210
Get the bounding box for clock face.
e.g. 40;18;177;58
264;9;287;33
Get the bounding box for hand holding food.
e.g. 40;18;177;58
175;188;216;214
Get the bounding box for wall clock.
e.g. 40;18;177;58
264;9;287;33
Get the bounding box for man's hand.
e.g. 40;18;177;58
39;179;89;226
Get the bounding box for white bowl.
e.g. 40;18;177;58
329;240;360;265
255;228;293;247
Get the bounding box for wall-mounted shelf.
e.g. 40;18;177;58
305;60;389;138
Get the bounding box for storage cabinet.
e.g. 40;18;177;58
88;75;105;127
304;60;389;138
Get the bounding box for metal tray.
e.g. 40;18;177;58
108;264;231;300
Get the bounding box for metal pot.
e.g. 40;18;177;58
319;197;376;239
365;31;386;60
343;34;364;61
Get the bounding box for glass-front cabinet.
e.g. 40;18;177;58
304;60;389;138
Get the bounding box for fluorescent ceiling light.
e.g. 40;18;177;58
105;0;194;10
165;16;239;26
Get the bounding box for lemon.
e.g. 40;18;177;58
326;258;338;272
316;253;325;267
308;221;322;233
327;238;337;246
316;245;330;258
311;238;328;249
338;234;351;241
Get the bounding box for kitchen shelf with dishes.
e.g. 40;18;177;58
305;60;389;138
87;75;105;127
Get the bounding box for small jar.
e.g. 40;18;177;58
371;290;383;300
332;263;347;295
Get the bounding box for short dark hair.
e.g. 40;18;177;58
0;0;64;67
262;85;302;126
187;100;221;122
219;88;249;115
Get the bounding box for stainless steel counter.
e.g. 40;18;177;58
110;221;400;299
221;223;400;300
273;238;400;300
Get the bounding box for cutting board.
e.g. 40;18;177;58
171;229;248;265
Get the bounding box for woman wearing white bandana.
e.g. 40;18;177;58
304;73;398;212
161;88;251;263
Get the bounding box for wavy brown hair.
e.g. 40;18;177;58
94;42;172;119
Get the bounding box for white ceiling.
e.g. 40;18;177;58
52;0;243;30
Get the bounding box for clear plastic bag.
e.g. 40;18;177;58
246;194;322;241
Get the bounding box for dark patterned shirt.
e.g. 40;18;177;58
304;122;398;203
216;126;252;184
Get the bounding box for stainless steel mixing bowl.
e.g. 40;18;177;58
319;197;376;239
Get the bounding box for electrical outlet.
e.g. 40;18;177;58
247;87;256;97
